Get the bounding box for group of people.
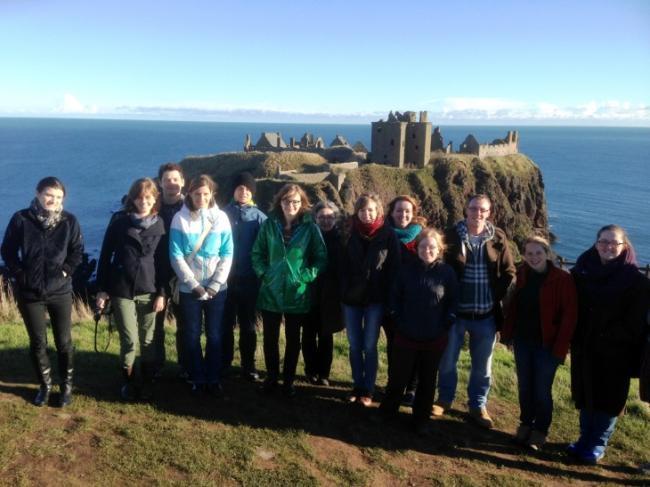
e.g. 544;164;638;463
2;168;649;466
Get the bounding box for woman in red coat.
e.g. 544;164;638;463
502;235;577;451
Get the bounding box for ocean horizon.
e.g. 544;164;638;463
1;117;648;265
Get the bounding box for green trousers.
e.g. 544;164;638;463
112;294;157;369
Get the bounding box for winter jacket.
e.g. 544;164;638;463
340;224;401;306
570;247;649;415
389;258;458;342
312;227;345;333
251;212;327;314
444;223;516;325
157;199;184;293
169;204;233;294
224;201;267;279
502;262;577;360
96;212;166;299
1;208;84;301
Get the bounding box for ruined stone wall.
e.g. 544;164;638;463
477;141;518;158
371;121;406;167
404;121;432;168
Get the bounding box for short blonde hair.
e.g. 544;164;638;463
415;227;446;257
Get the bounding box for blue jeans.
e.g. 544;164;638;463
513;339;561;434
575;409;618;456
437;316;496;409
343;303;383;395
179;290;227;385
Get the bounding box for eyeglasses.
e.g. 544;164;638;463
467;206;490;213
596;239;624;247
317;215;335;221
281;199;302;207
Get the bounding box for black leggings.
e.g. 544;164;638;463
19;293;74;383
261;311;305;384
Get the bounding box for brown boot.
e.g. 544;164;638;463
469;407;494;429
432;401;451;417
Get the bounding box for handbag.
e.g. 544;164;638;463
169;221;213;304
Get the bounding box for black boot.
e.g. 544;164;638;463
58;350;74;407
140;363;155;402
59;368;73;407
34;366;52;407
121;366;136;401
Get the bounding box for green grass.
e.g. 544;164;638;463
1;317;649;485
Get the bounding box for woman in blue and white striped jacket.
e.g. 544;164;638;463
170;174;233;396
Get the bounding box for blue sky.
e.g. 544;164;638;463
1;0;649;125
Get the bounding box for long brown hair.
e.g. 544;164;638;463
123;178;160;215
387;194;427;227
271;183;311;218
185;175;217;211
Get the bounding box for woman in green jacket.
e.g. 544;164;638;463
252;184;327;397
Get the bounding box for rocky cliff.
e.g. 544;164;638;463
179;151;548;253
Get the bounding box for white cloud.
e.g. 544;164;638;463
59;94;98;114
421;97;650;123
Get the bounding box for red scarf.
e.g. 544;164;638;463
353;215;384;239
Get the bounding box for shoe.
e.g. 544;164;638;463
177;370;190;383
120;366;137;401
33;365;52;407
260;379;278;395
346;392;358;403
514;424;532;445
402;390;415;407
207;383;223;398
282;383;296;398
359;396;373;408
578;446;605;465
638;462;650;474
34;384;52;407
432;401;451;417
244;370;260;382
59;367;74;407
566;441;584;458
527;430;546;451
468;407;494;429
307;375;319;385
317;377;330;387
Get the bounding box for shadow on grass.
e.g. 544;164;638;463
0;346;644;485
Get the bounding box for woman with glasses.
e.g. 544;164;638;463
251;184;327;397
568;225;649;464
301;200;344;386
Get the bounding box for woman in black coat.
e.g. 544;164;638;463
302;200;344;386
380;228;458;435
1;177;84;407
568;224;649;464
96;178;167;401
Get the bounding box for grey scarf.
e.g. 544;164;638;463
29;197;63;230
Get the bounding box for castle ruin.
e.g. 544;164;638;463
370;111;431;168
243;112;519;167
458;131;519;158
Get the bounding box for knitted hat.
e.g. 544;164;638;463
232;172;256;194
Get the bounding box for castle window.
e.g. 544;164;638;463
377;128;382;133
412;133;416;139
390;139;394;146
415;145;419;150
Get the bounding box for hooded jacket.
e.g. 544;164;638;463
224;201;267;279
1;208;83;301
251;212;327;314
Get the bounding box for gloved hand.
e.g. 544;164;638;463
192;285;207;298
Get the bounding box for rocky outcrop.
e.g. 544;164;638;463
179;151;548;251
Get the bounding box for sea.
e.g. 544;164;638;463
0;118;648;265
